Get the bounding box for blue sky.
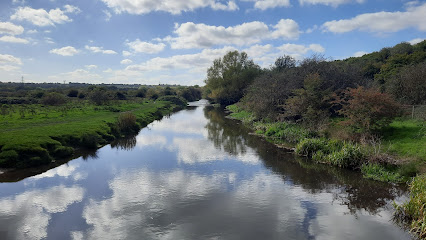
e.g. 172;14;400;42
0;0;425;86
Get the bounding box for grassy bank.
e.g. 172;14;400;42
226;104;423;183
0;99;180;168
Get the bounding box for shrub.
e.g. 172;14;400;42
0;150;19;167
116;112;138;133
327;143;365;168
78;92;86;99
41;93;66;106
53;146;74;158
89;88;111;105
80;134;102;149
394;175;426;239
334;86;402;133
67;89;79;97
157;95;187;107
295;138;329;156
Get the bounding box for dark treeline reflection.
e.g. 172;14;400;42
203;106;406;216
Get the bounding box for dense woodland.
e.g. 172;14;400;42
204;40;426;133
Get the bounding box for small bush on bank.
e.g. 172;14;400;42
295;138;329;156
0;150;19;167
53;146;74;158
394;175;426;239
157;95;187;107
327;143;365;168
116;112;138;133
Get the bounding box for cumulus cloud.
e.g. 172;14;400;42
168;19;300;49
101;0;238;15
120;59;133;65
85;45;117;54
409;38;424;45
353;51;368;57
126;39;165;54
48;68;103;82
0;35;29;44
299;0;364;7
10;5;80;27
322;2;426;33
49;46;79;56
85;65;98;69
242;0;291;10
0;21;24;35
0;53;23;65
125;46;236;72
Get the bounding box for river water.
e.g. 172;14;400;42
0;100;411;239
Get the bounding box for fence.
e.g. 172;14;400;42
401;105;426;120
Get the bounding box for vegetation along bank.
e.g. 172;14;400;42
203;41;425;238
0;84;201;168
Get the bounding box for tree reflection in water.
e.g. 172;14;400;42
111;135;137;151
203;106;406;216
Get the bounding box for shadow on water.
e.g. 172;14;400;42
203;106;407;217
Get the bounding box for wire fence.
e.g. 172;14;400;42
401;105;426;120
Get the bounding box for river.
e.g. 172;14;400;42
0;100;411;239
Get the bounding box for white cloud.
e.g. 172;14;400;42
299;0;364;7
125;46;236;72
26;29;38;34
101;0;238;15
168;19;300;49
0;54;22;65
353;51;368;57
0;35;29;44
85;65;98;69
0;65;20;71
48;69;103;82
10;5;80;27
63;4;81;14
409;38;424;45
120;59;133;65
103;10;112;21
44;37;55;44
0;21;24;35
122;51;131;57
49;46;79;56
126;39;165;54
85;45;117;54
322;2;426;33
242;0;291;10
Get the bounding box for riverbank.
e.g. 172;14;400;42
0;99;182;169
226;103;426;238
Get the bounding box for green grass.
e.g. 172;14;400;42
394;174;426;239
381;119;426;160
0;100;174;168
361;163;405;183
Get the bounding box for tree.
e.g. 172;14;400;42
204;51;261;105
272;55;296;72
284;73;331;129
334;86;402;133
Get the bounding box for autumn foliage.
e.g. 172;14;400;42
335;86;402;133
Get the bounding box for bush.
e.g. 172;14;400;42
80;134;103;149
394;175;426;239
157;95;187;107
53;146;74;158
295;138;329;156
0;150;19;167
116;112;138;133
67;89;79;97
89;88;111;105
41;93;66;106
327;143;365;168
334;86;402;133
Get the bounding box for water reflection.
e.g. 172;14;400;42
0;100;411;239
